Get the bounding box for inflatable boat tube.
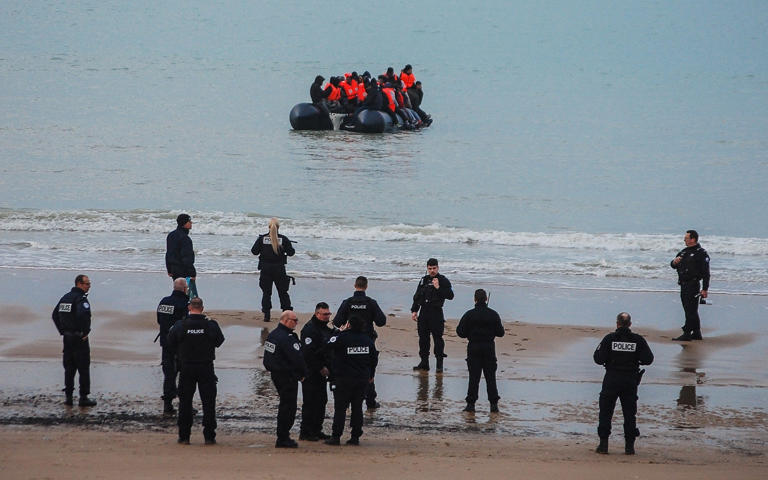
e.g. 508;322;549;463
289;103;333;130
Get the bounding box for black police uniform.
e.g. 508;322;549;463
326;329;378;442
156;289;189;408
670;243;710;338
593;326;654;444
299;315;337;439
456;302;505;407
167;314;225;443
263;322;308;445
334;291;386;407
251;233;296;318
165;226;196;279
52;286;93;403
411;273;454;368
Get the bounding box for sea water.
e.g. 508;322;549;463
1;1;767;296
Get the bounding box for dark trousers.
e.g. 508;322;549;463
365;380;378;407
161;345;178;400
597;370;640;440
63;336;90;396
271;371;299;440
417;310;445;360
680;281;701;334
259;264;292;313
178;362;218;441
465;343;499;403
300;373;328;436
331;377;368;439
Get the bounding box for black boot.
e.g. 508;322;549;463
435;356;444;373
463;402;475;412
595;438;608;454
625;437;635;455
490;402;499;413
78;396;97;407
64;393;74;406
412;359;429;371
263;311;271;322
163;397;175;415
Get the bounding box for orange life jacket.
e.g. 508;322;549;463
356;85;367;102
339;81;356;100
381;87;396;112
400;72;415;89
324;83;341;101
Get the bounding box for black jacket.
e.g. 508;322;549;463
456;303;505;345
334;291;386;339
263;323;308;380
326;330;378;380
167;314;225;364
671;244;710;290
251;233;295;270
310;81;331;104
362;85;383;110
593;327;654;373
166;227;196;277
300;316;337;375
411;273;454;312
156;290;189;347
52;287;92;336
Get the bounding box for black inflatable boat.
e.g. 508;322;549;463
289;103;429;133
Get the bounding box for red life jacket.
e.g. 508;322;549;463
324;83;341;101
339;81;356;100
356;85;367;101
395;89;405;107
381;87;396;112
400;72;415;89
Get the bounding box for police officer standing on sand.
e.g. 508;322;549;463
166;213;197;297
52;274;97;407
167;297;224;445
299;302;337;441
670;229;710;341
593;312;654;455
324;315;378;446
263;310;307;448
411;258;454;373
334;276;386;409
251;218;295;321
156;277;189;414
456;289;505;413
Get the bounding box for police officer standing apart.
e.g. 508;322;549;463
593;312;654;455
166;213;197;297
52;274;97;407
334;276;386;409
456;289;505;413
411;258;454;372
167;297;225;445
299;302;337;441
251;217;295;321
156;277;189;414
263;310;307;448
324;315;378;446
670;229;710;341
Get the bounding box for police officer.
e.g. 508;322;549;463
166;213;197;297
334;276;386;409
670;229;710;341
593;312;654;455
167;297;225;445
51;274;97;407
263;310;307;448
251;217;295;321
324;315;378;446
299;302;337;441
411;258;454;372
156;277;189;414
456;289;505;413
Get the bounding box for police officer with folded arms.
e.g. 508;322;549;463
324;315;378;446
52;274;97;407
593;312;654;455
156;277;189;414
670;229;710;341
167;297;224;445
299;302;337;441
456;289;505;413
263;310;307;448
251;217;295;321
334;276;386;409
411;258;454;372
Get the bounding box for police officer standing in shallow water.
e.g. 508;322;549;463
251;218;295;321
156;277;189;414
263;310;308;448
334;276;386;409
670;229;710;341
167;297;224;445
411;258;454;372
52;274;97;407
593;312;654;455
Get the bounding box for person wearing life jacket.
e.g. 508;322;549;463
400;64;415;90
395;81;420;128
339;76;358;113
352;78;381;118
322;77;343;113
383;67;399;85
379;76;398;123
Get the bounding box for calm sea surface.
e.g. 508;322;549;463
1;1;767;294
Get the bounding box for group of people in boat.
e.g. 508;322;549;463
310;65;432;130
